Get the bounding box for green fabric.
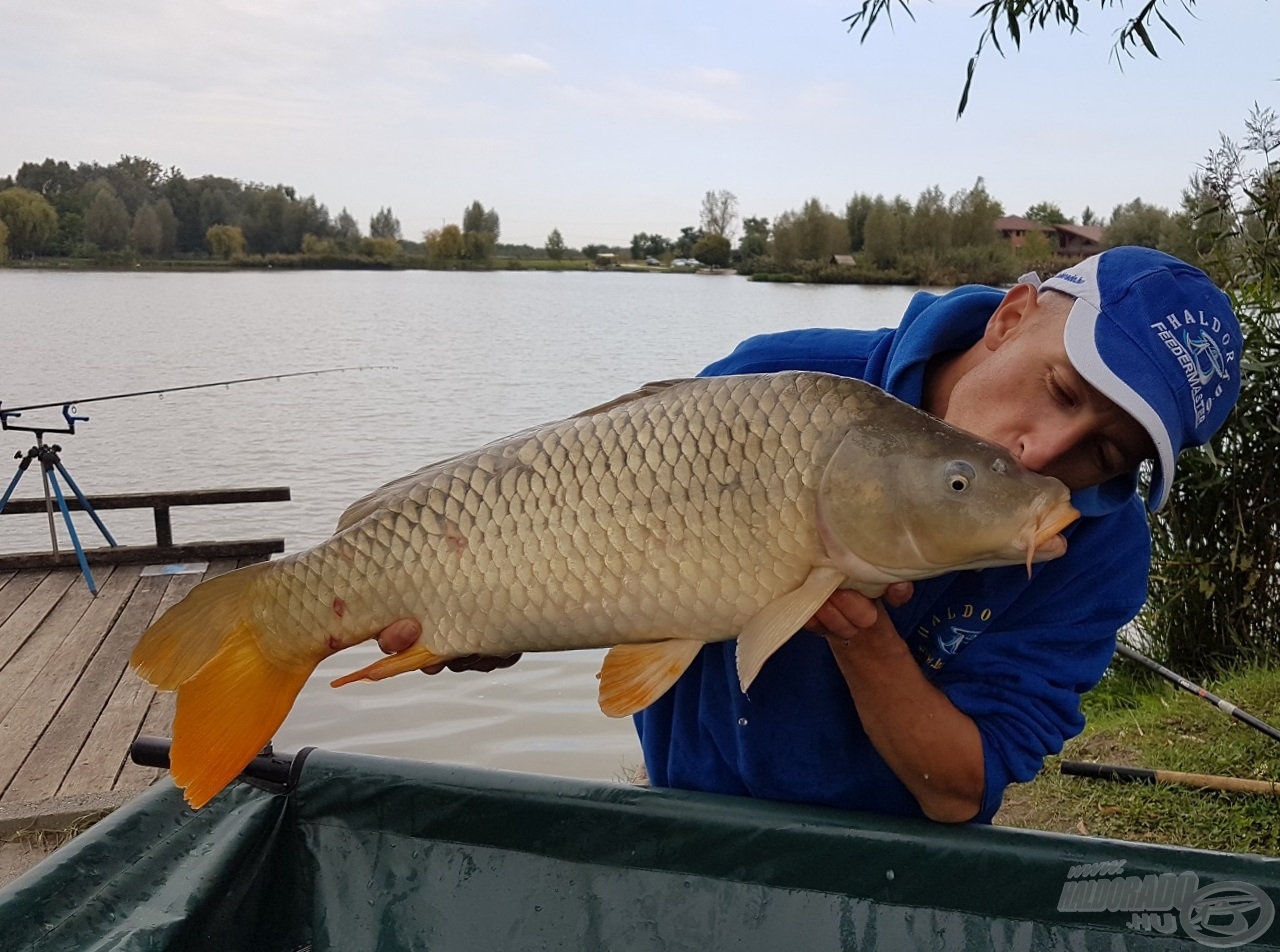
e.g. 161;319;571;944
3;749;1278;950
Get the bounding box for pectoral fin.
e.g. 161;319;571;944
597;640;705;717
330;645;450;687
735;566;846;693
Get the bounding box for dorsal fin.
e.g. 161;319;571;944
571;378;693;417
336;379;694;532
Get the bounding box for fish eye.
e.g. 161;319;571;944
944;460;977;492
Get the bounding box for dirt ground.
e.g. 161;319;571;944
0;830;75;889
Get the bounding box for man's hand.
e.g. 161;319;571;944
806;583;914;637
374;617;521;675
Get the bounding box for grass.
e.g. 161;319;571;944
995;663;1280;855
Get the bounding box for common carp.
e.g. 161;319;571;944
131;371;1079;808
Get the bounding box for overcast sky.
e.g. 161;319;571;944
4;1;1277;248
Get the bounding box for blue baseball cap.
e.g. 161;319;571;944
1023;246;1240;511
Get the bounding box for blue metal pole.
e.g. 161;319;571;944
46;468;98;595
52;458;118;547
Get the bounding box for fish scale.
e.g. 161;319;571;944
131;371;1080;808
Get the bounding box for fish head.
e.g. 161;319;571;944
817;406;1080;586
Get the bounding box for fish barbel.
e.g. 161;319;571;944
131;371;1079;808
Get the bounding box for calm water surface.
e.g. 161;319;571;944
0;269;918;780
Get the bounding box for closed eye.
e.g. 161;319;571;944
1046;370;1079;408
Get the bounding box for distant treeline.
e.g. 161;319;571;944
0;155;1200;285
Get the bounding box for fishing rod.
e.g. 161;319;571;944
0;365;387;594
0;366;385;434
1114;643;1280;745
1061;760;1280;796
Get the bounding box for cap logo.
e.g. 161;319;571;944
1185;329;1228;384
1150;309;1235;429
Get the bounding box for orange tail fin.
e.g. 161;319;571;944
130;564;320;809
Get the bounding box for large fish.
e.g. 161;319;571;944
131;372;1079;808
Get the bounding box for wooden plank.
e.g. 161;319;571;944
66;569;207;797
0;486;291;515
3;571;168;804
0;569;78;670
0;538;285;570
0;568;137;800
111;560;243;793
0;565;120;725
0;569;47;628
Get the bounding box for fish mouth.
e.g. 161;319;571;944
1023;499;1081;575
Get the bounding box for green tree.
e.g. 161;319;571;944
83;184;131;251
738;216;770;261
425;224;465;264
361;236;401;260
1142;105;1280;672
910;185;951;255
370;206;401;240
844;0;1202;116
545;228;566;261
462;201;499;260
198;183;240;234
104;155;165;213
692;233;732;268
1014;228;1056;272
772;198;846;265
0;218;8;262
334;208;362;249
14;158;81;201
153;198;178;257
130;203;163;256
675;226;704;258
206;223;246;259
948;177;1004;247
1103;197;1177;251
1025;201;1070;225
861;195;908;269
160;172;205;253
302;233;338;256
631;232;670;259
0;187;58;256
845;194;874;252
242;186;290;253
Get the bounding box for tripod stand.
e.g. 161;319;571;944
0;406;117;595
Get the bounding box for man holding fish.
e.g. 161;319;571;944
133;246;1239;821
379;245;1241;824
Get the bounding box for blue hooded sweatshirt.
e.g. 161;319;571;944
633;285;1151;823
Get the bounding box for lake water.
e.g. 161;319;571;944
0;269;920;781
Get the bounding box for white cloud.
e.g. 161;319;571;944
684;67;742;88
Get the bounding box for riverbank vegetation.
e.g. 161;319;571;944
0;154;1193;286
997;662;1280;856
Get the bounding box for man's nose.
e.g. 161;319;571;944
1017;420;1089;472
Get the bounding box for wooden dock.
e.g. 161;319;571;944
0;488;288;825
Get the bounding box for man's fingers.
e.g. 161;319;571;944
883;582;914;607
376;617;423;654
823;591;880;631
443;653;522;673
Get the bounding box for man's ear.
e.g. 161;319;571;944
981;281;1038;351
